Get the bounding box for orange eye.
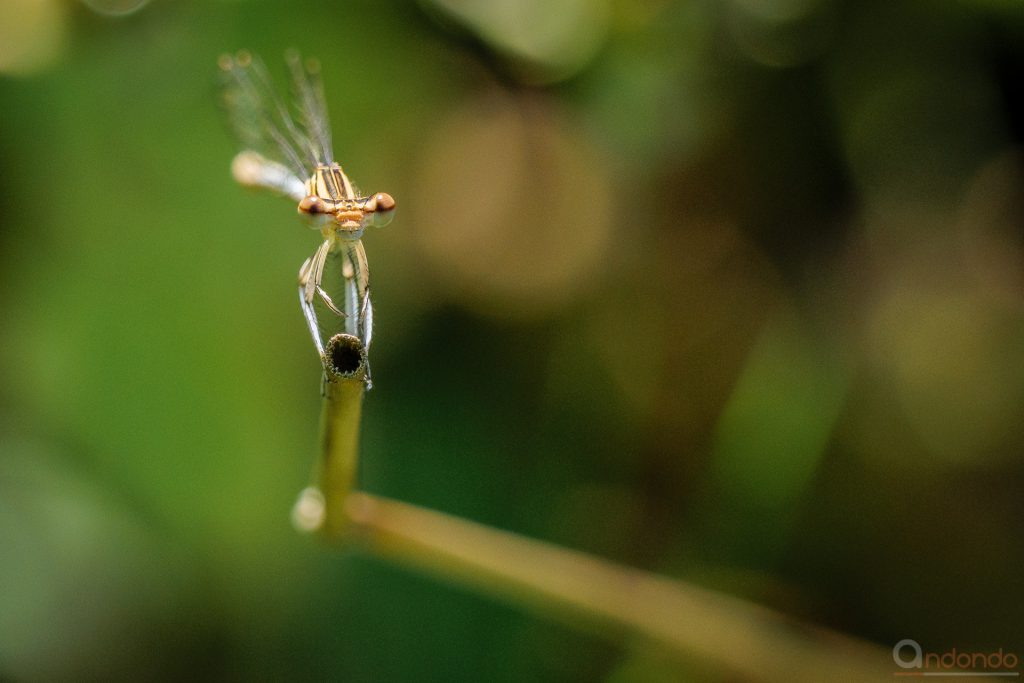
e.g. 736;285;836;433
299;196;327;214
373;192;395;213
363;192;395;228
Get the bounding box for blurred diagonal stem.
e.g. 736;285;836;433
302;336;897;683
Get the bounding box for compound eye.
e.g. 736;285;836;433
365;192;395;228
373;192;396;213
298;195;328;215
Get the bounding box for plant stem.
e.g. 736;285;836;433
342;492;896;683
300;334;906;682
294;333;368;538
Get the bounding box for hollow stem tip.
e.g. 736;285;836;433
325;333;368;382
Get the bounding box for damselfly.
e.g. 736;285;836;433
219;50;394;387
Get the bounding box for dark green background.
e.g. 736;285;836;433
2;0;1023;680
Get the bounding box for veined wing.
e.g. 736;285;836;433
284;49;334;169
231;150;306;202
219;50;335;188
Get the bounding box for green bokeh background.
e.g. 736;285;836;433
2;0;1024;680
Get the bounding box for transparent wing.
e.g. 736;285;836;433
231;150;306;202
219;51;325;183
285;50;334;167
